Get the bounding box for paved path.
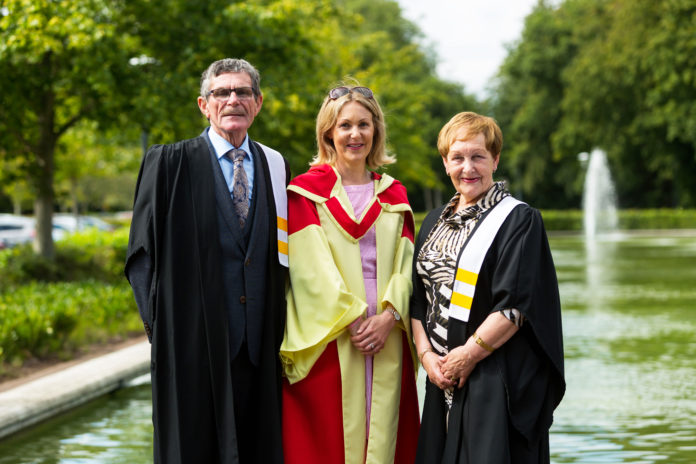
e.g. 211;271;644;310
0;340;150;440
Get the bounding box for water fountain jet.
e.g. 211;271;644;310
583;149;618;238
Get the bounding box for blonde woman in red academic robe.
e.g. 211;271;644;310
280;85;419;464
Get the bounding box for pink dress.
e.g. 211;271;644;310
344;182;377;436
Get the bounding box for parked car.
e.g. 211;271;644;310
0;214;115;247
52;214;115;240
0;214;35;248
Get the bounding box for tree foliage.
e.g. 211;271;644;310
556;0;696;207
492;0;696;208
0;0;141;256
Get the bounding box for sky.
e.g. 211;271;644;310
396;0;541;98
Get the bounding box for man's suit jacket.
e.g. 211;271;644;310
204;130;276;365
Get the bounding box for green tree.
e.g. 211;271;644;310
493;0;696;208
555;0;696;207
54;121;141;214
0;0;141;257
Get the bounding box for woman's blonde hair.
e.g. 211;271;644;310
437;111;503;158
311;85;394;170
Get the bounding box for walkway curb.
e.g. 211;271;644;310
0;340;150;440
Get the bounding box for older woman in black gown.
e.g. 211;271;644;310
411;111;565;463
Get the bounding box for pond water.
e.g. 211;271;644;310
549;232;696;463
0;376;152;463
0;232;694;463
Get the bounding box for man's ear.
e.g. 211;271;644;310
197;96;210;119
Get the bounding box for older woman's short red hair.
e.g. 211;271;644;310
437;112;503;158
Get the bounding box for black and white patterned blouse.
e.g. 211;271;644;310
416;182;524;357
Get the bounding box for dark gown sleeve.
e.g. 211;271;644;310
489;206;565;444
124;145;168;341
489;207;564;374
126;251;153;340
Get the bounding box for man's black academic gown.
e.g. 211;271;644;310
412;202;566;464
125;135;287;463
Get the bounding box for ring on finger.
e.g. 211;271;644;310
369;343;375;350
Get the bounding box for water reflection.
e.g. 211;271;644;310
551;232;696;464
0;233;694;463
584;232;620;314
0;384;153;463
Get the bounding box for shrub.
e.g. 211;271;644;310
539;210;584;231
618;209;696;230
0;281;140;366
539;209;696;231
0;226;139;371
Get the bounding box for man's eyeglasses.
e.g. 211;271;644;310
328;86;374;100
207;87;255;101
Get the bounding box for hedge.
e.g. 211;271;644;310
0;281;140;365
0;227;140;371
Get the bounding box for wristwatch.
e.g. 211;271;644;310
386;307;401;321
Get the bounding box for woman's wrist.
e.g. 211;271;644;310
472;331;495;352
384;306;401;322
381;309;397;326
418;347;433;363
466;335;492;362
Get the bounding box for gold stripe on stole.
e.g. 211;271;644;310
455;268;478;286
450;291;473;309
277;216;288;256
278;239;288;255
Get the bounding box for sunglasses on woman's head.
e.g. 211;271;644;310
328;86;374;100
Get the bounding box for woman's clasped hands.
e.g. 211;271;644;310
349;308;396;355
423;345;478;390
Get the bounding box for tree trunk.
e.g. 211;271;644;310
33;56;57;259
433;188;442;207
33;135;55;258
423;188;433;212
34;193;54;258
422;188;444;212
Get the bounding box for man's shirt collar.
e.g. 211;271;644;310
208;127;251;160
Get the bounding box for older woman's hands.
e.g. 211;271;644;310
442;346;477;389
440;313;520;388
421;352;456;390
350;310;396;355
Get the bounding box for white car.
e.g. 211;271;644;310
0;214;35;248
52;214;115;240
0;214;115;248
